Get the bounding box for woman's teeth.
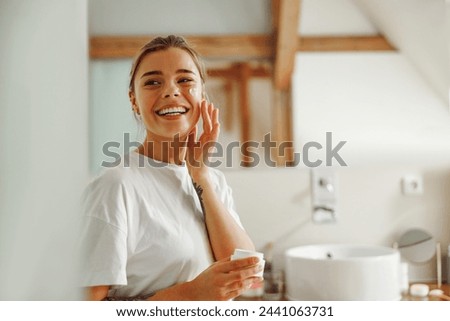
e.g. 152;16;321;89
157;107;187;116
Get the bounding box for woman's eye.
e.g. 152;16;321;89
178;78;193;84
144;80;160;86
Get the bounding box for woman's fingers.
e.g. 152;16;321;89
189;257;263;300
216;256;260;272
200;101;220;135
201;100;212;134
212;257;264;299
186;100;220;173
226;276;263;294
188;126;197;145
211;108;220;141
211;256;263;281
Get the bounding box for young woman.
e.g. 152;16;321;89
80;35;261;301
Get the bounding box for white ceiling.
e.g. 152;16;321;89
353;0;449;105
299;0;378;35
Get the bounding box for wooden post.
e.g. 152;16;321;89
237;62;252;167
273;0;301;91
272;88;294;166
272;0;299;166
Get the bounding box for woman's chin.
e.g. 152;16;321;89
145;117;198;140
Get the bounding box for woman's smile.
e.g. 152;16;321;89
156;106;189;117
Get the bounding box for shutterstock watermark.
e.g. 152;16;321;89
101;132;347;168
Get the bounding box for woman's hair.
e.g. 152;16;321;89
128;35;207;93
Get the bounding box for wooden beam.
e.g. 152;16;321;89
90;34;395;59
90;35;273;59
271;0;298;166
207;65;271;79
272;0;280;32
273;0;301;91
298;35;396;51
223;79;234;132
272;88;294;166
237;63;252;167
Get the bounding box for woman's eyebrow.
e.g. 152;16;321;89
177;69;196;75
140;69;196;79
140;70;162;78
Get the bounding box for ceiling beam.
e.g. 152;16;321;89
299;35;395;51
89;35;395;59
89;35;272;59
272;0;301;91
207;64;271;78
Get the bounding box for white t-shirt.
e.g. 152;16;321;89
80;151;243;298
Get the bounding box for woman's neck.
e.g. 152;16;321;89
137;134;188;165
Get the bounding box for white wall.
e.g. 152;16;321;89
89;59;140;174
224;164;450;282
222;51;450;282
292;52;450;167
0;0;89;299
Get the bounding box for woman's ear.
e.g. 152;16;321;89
129;91;139;115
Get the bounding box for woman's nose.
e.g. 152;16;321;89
162;82;180;98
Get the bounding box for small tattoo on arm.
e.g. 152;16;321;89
192;181;206;214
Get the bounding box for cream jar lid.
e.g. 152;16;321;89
410;284;429;297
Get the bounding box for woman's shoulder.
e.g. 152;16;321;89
82;155;139;213
88;153;141;187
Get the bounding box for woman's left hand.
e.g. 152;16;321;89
186;100;220;180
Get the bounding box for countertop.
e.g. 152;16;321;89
403;283;450;301
236;283;450;301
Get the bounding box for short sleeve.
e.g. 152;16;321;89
78;171;129;287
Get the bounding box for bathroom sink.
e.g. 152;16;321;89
285;244;401;300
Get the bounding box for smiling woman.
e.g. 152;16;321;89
79;35;260;301
129;44;203;149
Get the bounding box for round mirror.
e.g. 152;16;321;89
397;228;436;263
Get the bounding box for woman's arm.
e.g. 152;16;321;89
87;286;110;300
186;101;255;260
192;175;255;260
87;257;262;301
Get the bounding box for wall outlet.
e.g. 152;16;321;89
401;175;423;195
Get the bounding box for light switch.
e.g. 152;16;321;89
401;175;423;195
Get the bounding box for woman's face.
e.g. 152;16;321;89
131;47;203;140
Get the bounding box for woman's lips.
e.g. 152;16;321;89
156;106;188;116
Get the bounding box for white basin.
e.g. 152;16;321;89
285;244;401;300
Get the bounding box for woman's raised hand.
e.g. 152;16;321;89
186;100;220;180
